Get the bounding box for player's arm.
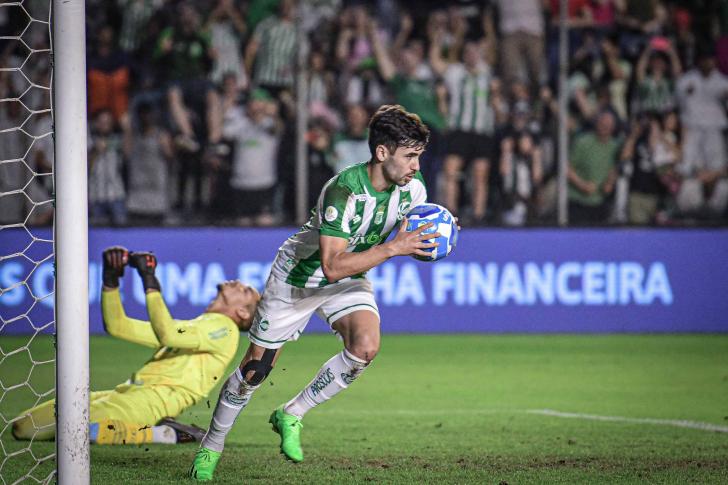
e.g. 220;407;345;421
129;252;206;350
100;247;160;348
320;222;438;283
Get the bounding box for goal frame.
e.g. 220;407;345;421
52;0;90;482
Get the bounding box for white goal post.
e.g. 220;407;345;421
52;0;89;483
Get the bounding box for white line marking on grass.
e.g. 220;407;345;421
527;409;728;433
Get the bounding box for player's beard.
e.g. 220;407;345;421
383;157;412;187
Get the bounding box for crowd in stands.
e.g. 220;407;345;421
2;0;728;227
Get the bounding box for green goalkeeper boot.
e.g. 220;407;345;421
269;406;304;463
189;447;221;481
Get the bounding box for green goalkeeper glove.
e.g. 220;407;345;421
129;252;161;292
102;246;129;289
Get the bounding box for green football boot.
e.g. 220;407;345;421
189;447;222;481
269;405;304;463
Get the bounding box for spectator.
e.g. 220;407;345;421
495;0;545;92
206;0;248;88
245;0;296;96
500;131;544;226
594;34;631;122
0;99;51;225
117;0;164;55
671;8;696;70
615;0;669;58
370;17;447;196
588;0;617;29
568;32;602;127
222;88;282;226
155;2;222;151
306;118;336;209
567;111;620;224
633;38;682;115
308;49;335;108
87;25;131;123
620;113;680;224
430;34;501;223
123;103;174;225
332;104;370;174
675;49;728;218
336;6;386;108
88;109;127;226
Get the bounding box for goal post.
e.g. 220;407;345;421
52;0;90;482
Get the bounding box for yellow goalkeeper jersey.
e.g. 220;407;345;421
101;289;239;405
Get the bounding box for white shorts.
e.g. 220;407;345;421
248;275;379;349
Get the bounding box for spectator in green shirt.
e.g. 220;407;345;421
568;111;620;224
154;3;222;155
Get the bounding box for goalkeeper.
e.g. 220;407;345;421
12;246;260;445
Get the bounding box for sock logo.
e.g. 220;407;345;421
340;372;355;385
223;389;249;407
310;368;335;396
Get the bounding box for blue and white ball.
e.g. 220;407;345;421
405;203;458;262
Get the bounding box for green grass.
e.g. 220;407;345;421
1;334;728;483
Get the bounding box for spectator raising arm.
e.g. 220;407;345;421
369;19;396;82
429;29;448;77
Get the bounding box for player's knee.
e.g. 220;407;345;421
346;341;379;363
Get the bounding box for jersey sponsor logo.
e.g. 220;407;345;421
324;206;338;222
310;367;335;396
348;233;383;246
351;214;362;225
397;201;411;220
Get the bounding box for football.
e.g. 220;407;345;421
405;203;459;262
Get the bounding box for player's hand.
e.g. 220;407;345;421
129;252;161;292
102;246;129;289
387;218;440;258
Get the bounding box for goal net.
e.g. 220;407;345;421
1;1;88;483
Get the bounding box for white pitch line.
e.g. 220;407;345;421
187;408;728;433
528;409;728;433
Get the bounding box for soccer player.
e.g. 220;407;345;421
12;247;260;445
190;105;439;480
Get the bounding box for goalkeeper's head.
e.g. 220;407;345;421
206;281;261;332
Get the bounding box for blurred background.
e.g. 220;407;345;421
4;0;728;228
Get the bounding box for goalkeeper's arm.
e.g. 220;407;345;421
101;247;159;348
129;252;204;350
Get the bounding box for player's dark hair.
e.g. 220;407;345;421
368;105;430;157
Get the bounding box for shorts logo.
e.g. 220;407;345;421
325;206;338;222
258;319;269;332
310;368;335;396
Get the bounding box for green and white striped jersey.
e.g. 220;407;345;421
271;162;427;288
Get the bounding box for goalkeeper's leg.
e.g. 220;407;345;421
12;390;199;445
273;310;377;463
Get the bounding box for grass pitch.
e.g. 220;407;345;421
1;334;727;484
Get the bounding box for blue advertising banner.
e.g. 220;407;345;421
1;228;727;334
